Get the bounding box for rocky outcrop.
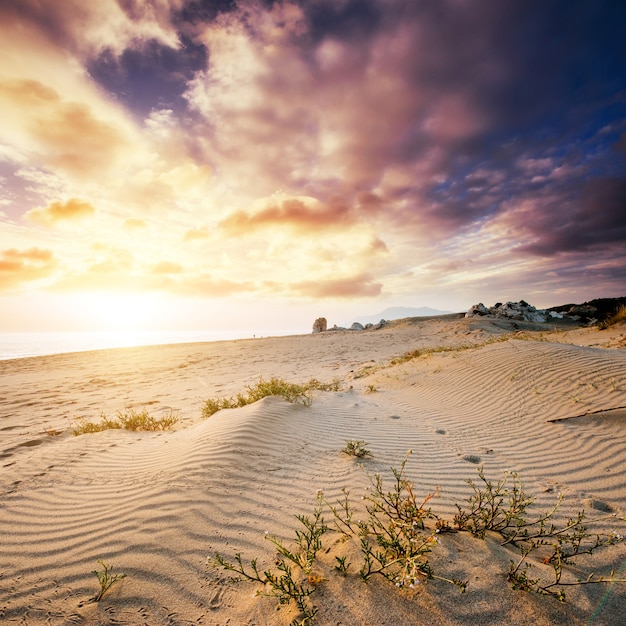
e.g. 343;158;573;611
312;317;327;333
466;300;563;323
350;322;364;331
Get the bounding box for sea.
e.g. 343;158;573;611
0;329;303;361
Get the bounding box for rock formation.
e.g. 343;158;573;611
465;300;564;323
312;317;327;333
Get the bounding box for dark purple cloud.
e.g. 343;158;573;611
517;178;626;255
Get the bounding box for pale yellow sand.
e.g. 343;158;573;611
1;317;625;625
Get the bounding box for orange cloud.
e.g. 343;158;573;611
0;247;56;290
219;197;354;236
25;198;95;226
292;274;382;298
184;227;210;241
151;261;184;274
124;218;147;230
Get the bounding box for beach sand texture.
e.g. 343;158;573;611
1;316;626;625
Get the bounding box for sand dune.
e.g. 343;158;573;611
1;317;625;625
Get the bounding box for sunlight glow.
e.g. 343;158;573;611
70;291;169;332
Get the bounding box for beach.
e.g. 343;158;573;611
1;315;625;625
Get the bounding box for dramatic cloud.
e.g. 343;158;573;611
0;0;624;331
0;0;182;60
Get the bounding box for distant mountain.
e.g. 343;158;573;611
351;306;454;326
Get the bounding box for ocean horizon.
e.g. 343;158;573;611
0;329;305;361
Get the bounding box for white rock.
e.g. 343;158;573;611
465;303;489;317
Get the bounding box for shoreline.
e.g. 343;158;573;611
0;328;307;362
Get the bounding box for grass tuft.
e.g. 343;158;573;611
598;304;626;329
72;409;178;435
202;377;340;419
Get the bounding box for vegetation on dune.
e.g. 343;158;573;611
598;304;626;329
72;409;179;435
210;452;626;624
201;376;341;418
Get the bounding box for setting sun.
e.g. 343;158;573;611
68;292;169;332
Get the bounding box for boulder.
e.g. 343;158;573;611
350;322;364;331
312;317;327;333
465;303;489;317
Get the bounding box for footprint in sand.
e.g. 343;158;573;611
462;454;482;464
208;586;225;609
583;497;614;513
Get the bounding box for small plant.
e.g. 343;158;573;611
212;494;328;622
506;513;626;601
72;409;178;435
355;453;466;591
455;467;626;601
213;551;317;622
453;467;535;538
365;384;378;393
324;487;357;536
342;440;372;458
334;555;351;573
267;496;329;573
90;560;126;602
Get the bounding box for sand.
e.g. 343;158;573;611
1;316;625;625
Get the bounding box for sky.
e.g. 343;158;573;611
0;0;625;333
